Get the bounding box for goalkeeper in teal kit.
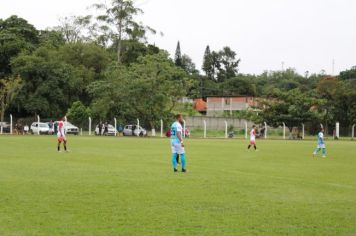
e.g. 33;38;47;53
170;114;187;173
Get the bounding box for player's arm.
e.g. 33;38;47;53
177;130;184;146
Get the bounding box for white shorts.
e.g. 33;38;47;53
57;132;66;141
317;144;326;149
171;143;185;154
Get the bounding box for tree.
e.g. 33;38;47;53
202;46;240;82
339;66;356;80
88;52;191;128
0;16;39;78
66;101;91;128
174;41;183;67
93;0;155;64
217;46;240;82
0;76;22;132
260;89;323;132
202;45;215;80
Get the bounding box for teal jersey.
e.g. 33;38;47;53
170;121;182;145
317;132;324;145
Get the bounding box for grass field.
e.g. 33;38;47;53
0;136;355;236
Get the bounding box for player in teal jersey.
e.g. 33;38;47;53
170;114;187;173
313;128;326;158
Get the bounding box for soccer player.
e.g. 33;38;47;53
313;128;326;158
170;114;186;173
57;118;68;152
248;125;258;150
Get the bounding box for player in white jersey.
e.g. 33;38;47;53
248;125;258;150
57;118;68;152
170;114;187;173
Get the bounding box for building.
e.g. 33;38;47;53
194;97;259;116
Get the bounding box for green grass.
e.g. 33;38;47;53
0;136;355;236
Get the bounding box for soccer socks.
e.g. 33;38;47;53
322;148;326;157
314;148;321;155
180;153;186;170
57;144;60;151
254;145;257;150
248;145;251;149
172;153;178;170
64;141;67;151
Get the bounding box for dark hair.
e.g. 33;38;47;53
176;114;182;119
252;125;256;128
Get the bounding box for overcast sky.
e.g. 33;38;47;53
1;0;356;75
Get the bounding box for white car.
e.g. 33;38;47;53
30;122;50;135
95;124;116;136
53;121;79;135
123;125;147;137
64;122;79;135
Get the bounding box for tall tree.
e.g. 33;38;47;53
0;76;22;132
0;16;39;78
93;0;155;64
202;45;213;79
174;41;183;67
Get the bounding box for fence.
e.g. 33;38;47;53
1;114;355;140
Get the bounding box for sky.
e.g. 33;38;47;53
1;0;356;75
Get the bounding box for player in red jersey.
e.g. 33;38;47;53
57;118;68;152
248;125;258;151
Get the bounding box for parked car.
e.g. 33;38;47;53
65;122;79;135
123;125;147;137
95;124;116;136
0;122;10;133
53;121;79;135
30;122;50;135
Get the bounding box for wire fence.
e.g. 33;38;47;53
0;114;355;141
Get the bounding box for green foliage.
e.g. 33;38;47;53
260;89;323;130
66;101;91;128
0;16;39;77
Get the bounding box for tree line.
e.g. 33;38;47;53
1;0;355;132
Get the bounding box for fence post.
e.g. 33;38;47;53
245;121;248;139
160;119;163;138
203;120;207;138
183;119;186;138
336;122;340;139
264;122;268;139
80;128;83;136
137;119;140;137
302;123;305;140
10;114;13;135
89;117;92;136
225;120;228;139
114;118;117;136
352;124;355;140
37;115;40;135
283;122;286;140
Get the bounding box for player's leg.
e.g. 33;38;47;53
322;148;326;158
172;153;178;172
313;147;321;156
63;139;67;152
180;153;186;172
176;154;180;164
57;140;61;152
254;144;257;150
247;144;251;149
171;145;178;172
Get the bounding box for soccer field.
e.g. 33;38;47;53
0;136;355;236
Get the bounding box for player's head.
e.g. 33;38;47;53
252;125;256;129
320;127;324;132
176;114;183;124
